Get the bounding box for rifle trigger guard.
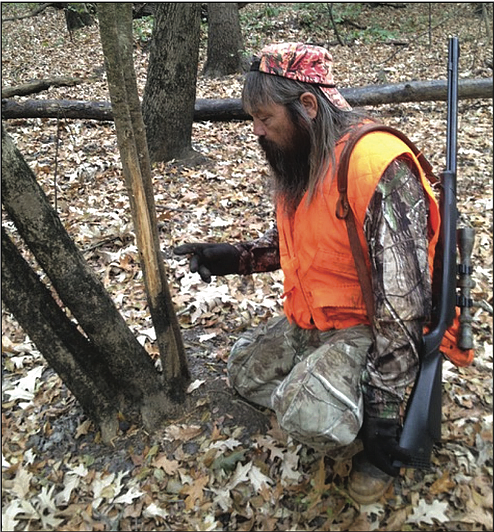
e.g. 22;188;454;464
336;193;349;219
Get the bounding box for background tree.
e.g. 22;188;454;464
50;2;96;32
141;2;201;163
202;2;246;78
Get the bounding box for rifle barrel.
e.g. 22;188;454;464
446;37;459;175
424;37;460;354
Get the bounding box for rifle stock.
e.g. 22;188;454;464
394;37;459;469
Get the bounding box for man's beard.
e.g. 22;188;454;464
258;125;311;216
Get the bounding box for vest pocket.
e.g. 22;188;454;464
308;248;363;310
311;248;359;278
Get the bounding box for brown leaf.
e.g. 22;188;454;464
429;470;455;495
349;512;372;531
383;508;408;531
180;475;209;510
152;454;180;475
164;424;203;442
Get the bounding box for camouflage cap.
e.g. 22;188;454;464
251;42;351;111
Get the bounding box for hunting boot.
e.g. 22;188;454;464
347;451;394;505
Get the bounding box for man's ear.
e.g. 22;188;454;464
300;92;318;119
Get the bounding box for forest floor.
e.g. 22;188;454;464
1;3;493;531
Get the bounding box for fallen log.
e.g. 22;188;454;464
2;99;115;121
2;78;492;122
342;77;493;106
1;76;82;99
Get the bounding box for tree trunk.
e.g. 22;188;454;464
3;78;492;122
340;77;493;106
1;228;120;443
64;3;95;31
203;3;245;77
132;3;157;19
1;125;172;434
98;2;190;402
141;3;201;163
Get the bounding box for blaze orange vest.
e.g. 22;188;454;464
277;130;440;331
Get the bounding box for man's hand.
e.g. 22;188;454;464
361;417;412;476
173;243;240;283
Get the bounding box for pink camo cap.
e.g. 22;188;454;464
253;42;351;111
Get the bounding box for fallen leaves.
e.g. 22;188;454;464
1;2;493;531
152;454;180;475
181;474;210;510
407;499;449;526
164;424;203;443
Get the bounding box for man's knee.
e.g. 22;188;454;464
226;315;295;400
226;338;254;397
275;388;363;449
272;345;366;449
226;336;281;409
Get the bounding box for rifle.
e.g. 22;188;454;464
394;37;475;469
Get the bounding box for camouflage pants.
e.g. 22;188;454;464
227;315;373;451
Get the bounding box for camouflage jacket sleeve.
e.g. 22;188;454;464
233;226;281;274
361;155;432;419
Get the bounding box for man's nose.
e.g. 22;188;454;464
252;118;266;137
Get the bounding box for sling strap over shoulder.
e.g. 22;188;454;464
335;122;437;325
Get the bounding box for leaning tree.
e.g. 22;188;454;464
1;3;190;444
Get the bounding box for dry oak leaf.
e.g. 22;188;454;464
164;424;203;442
429;470;456;495
407;499;449;526
307;457;332;510
254;435;286;461
248;464;273;492
383;507;408;531
464;497;494;529
12;466;33;498
152;454;180;475
180;475;210;510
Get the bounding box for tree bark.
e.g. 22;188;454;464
3;78;492;122
141;3;201;162
1;125;170;432
132;3;157;19
1;228;120;443
203;3;245;77
64;4;95;31
340;77;493;106
98;3;190;402
1;77;81;99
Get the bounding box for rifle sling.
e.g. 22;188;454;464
336;122;436;325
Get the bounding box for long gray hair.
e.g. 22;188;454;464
242;71;372;204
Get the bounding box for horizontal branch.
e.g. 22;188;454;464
2;78;492;122
1;76;82;99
